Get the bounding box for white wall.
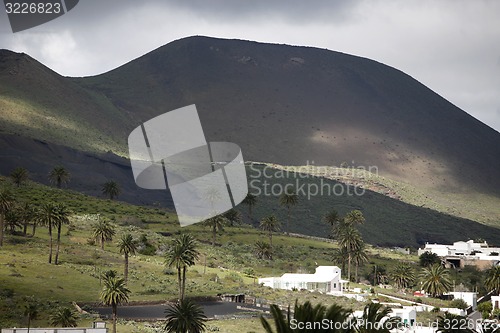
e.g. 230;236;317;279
390;307;417;326
491;295;500;310
419;245;449;257
449;292;477;310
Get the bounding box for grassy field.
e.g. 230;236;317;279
111;318;264;333
0;175;483;331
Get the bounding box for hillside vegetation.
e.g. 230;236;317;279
245;163;500;246
0;176;492;331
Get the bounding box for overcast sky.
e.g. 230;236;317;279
1;0;499;132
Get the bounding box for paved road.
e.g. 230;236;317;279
93;302;262;320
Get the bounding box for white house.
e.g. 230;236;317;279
491;295;500;310
418;240;495;257
353;306;416;327
391;307;417;327
258;266;346;293
418;240;500;269
447;291;477;310
418;243;450;257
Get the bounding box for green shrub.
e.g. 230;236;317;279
243;268;255;277
0;289;14;298
450;298;469;310
478;302;492;319
224;272;242;283
138;245;156;256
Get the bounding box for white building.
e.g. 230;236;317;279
491;295;500;310
391;307;417;327
258;266;346;293
447;291;477;310
418;240;491;257
353;306;416;327
419;244;450;257
418;240;500;268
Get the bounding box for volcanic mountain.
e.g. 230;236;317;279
1;36;499;245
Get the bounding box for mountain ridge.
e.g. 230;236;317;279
1;36;500;246
73;36;500;195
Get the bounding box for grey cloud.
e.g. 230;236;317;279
0;0;499;132
163;0;363;23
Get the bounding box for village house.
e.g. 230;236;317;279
258;266;347;294
491;295;500;311
352;305;417;327
418;240;500;269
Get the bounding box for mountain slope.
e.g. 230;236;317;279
1;36;500;246
0;49;129;155
75;36;500;196
2;37;499;196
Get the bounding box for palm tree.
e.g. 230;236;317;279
164;299;207;333
101;269;118;285
165;234;199;301
370;265;389;286
254;241;272;260
356;302;400;333
10;167;29;187
390;263;416;290
338;225;362;282
100;275;130;333
101;180;121;200
420;264;452;297
344;210;365;226
324;209;343;238
54;203;71;265
260;215;281;260
485;265;500;294
49;166;71;188
223;209;241;226
260;300;352;333
36;203;59;263
352;242;369;283
50;307;79;327
0;187;15;247
242;193;257;223
279;187;298;235
332;246;349;273
437;312;475;333
419;251;441;267
19;202;35;236
330;210;366;241
5;209;21;233
203;187;222;209
324;209;342;226
92;219;116;250
23;301;38;333
117;233;138;283
204;214;226;246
